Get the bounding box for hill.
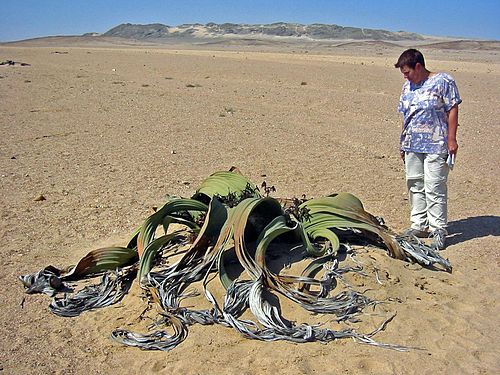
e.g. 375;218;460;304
102;22;424;41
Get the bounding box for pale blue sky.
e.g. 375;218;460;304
1;0;498;42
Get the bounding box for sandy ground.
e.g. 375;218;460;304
0;41;499;374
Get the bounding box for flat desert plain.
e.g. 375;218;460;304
0;40;499;374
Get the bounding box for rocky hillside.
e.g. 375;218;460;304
102;22;424;41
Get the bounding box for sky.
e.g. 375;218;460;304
1;0;499;42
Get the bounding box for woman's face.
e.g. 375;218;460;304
400;63;424;84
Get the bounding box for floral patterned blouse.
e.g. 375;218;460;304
398;73;462;154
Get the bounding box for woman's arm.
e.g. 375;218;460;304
447;105;459;155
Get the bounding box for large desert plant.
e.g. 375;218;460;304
20;168;450;351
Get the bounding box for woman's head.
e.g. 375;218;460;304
395;49;428;84
395;48;426;69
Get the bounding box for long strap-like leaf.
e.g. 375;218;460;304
137;198;208;256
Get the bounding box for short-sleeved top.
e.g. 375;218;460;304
398;72;462;154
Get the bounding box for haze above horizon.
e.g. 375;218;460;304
1;0;499;43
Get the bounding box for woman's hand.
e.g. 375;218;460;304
448;139;459;155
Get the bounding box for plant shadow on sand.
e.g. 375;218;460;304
447;215;500;246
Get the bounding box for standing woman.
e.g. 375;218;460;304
395;49;462;250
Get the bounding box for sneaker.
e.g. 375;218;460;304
402;227;428;238
430;229;447;250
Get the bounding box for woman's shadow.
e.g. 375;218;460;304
447;215;500;246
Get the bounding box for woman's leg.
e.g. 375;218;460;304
424;153;449;232
405;152;428;231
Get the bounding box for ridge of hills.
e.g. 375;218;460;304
101;22;424;41
2;22;499;52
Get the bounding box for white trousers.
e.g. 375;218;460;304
405;152;449;233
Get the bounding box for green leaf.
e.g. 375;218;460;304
174;197;229;274
192;170;261;203
161;215;201;234
64;247;138;279
300;193;380;226
137;198;208;257
217;197;283;288
301;194;404;259
254;216;297;267
138;232;188;283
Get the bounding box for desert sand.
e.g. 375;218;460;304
0;39;499;374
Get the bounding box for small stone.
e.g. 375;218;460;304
34;194;46;201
